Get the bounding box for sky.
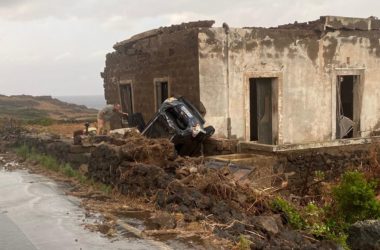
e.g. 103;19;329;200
0;0;378;96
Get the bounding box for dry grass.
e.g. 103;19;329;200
27;123;93;137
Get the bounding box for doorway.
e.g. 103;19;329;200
249;78;274;144
336;75;358;139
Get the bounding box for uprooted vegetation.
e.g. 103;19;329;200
88;134;269;223
5;124;380;249
85;132;380;248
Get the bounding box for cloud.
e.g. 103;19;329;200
164;12;211;24
0;0;29;8
54;52;72;62
89;49;110;58
1;0;380;95
1;0;377;27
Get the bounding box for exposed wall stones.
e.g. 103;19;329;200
16;134;94;168
10;132;380;198
102;22;214;123
277;143;380;194
203;138;239;155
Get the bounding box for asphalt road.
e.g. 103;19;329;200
0;166;156;250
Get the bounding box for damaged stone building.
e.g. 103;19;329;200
102;16;380;147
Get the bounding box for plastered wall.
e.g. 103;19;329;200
198;25;380;144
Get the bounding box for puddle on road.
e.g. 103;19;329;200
0;166;157;250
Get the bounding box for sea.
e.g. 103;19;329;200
54;95;106;110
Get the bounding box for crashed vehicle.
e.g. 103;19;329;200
142;97;215;156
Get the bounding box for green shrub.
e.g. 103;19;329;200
15;144;30;159
76;173;87;184
99;183;112;195
26;117;54;126
61;163;75;177
271;197;305;229
270;171;380;249
14;145;111;196
236;235;251;250
332;171;380;224
314;170;325;181
303;203;325;233
39;155;60;171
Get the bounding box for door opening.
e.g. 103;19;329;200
336;75;357;139
249;78;274;144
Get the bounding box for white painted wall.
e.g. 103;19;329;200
198;27;380;144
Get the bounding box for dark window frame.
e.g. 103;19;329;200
119;82;134;115
154;78;170;111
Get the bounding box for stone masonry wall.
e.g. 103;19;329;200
273;142;380;194
15;134;94;169
102;22;214;123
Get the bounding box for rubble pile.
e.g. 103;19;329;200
0;126;347;248
88;132;176;185
88;133;256;218
87;133;334;248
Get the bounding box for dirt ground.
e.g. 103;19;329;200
27;122;95;138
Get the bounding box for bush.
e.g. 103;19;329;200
61;163;76;177
14;145;111;196
39;155;60;171
236;235;252;250
271;197;305;230
270;171;380;249
27;117;54;126
15;144;30;159
297;202;347;248
332;171;380;224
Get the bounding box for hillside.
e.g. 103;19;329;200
0;95;98;121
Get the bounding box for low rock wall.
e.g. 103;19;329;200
275;142;380;194
13;133;380;195
15;133;94;168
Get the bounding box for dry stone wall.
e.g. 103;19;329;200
15;133;94;168
274;142;380;194
12;133;380;197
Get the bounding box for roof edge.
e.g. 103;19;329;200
113;20;215;50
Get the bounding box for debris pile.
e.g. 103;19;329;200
1;124;351;248
88;133;255;218
87;133;334;248
88;132;176;185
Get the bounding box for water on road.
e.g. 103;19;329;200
0;166;158;250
